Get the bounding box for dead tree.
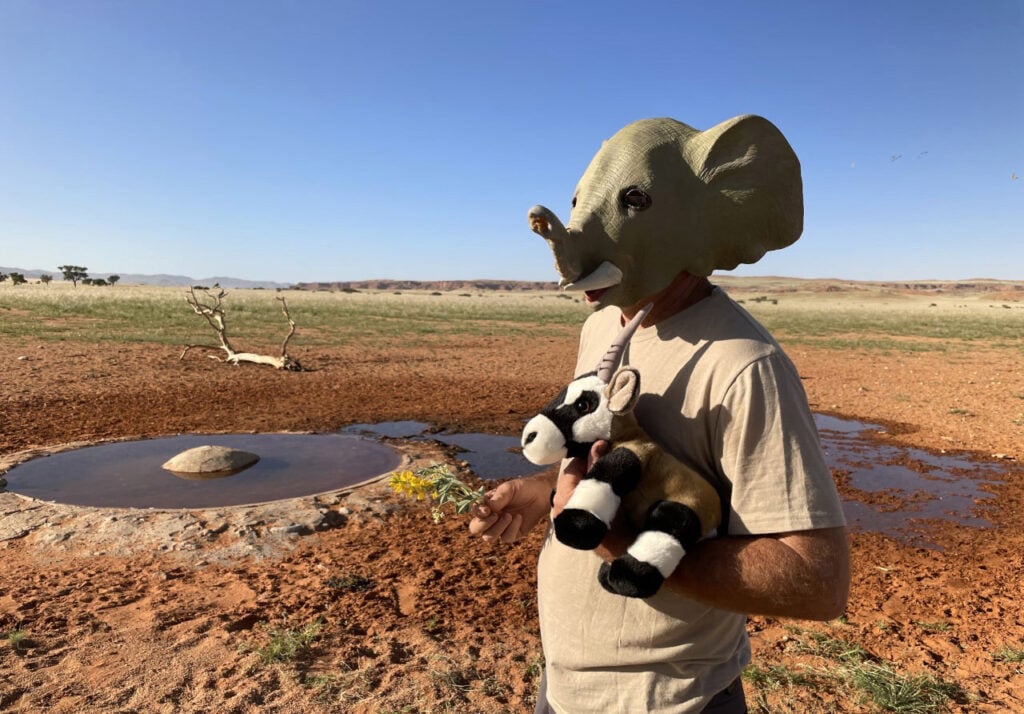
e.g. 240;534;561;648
180;286;304;371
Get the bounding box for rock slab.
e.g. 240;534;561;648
162;445;260;475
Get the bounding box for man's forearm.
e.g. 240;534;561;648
665;527;850;621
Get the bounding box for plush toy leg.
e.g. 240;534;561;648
598;500;703;598
553;447;642;550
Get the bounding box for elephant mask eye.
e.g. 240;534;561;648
621;187;652;211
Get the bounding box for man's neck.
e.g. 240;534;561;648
622;273;713;326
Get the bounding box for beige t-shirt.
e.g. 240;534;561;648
537;288;846;713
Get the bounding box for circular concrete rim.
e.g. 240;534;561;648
0;431;435;512
0;433;461;565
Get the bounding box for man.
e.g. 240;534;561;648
470;115;849;713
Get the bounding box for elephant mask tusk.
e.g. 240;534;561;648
561;261;623;292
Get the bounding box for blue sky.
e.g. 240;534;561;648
1;1;1021;283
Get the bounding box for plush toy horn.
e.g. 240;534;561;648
595;303;653;383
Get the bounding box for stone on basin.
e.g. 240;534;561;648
162;445;259;478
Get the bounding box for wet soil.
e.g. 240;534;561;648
1;332;1022;712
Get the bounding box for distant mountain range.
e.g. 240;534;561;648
0;267;293;290
0;267;561;292
3;266;1020;295
295;279;560;292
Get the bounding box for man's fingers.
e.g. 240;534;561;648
501;514;524;543
564;456;587;480
481;483;515;513
480;512;515;542
468;512;499;537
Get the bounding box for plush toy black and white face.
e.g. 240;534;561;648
521;373;612;465
520;367;641;465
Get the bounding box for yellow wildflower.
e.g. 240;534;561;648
388;470;436;500
388;464;485;521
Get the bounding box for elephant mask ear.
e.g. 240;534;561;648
686;114;804;272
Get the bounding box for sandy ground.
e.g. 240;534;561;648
1;326;1022;712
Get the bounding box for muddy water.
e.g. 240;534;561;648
4;418;1004;541
350;417;1005;545
3;433;402;509
343;421;547;479
817;415;1002;546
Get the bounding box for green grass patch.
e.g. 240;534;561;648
6;629;29;651
255;618;322;665
744;662;821;689
790;629;869;664
0;284;588;346
847;661;965;713
992;644;1024;663
914;620;953;633
304;663;382;706
325;573;375;591
3;282;1021;353
747;626;969;713
742;297;1024;352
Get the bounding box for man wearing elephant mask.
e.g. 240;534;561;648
470;115;849;713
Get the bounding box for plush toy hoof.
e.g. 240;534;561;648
597;555;664;598
553;509;608;550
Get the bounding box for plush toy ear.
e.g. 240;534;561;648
687;114;803;271
607;367;640;415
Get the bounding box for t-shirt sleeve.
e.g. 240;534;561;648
716;353;847;535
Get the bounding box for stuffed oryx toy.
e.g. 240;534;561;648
521;304;722;599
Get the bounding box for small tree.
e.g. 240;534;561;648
9;272;26;285
0;273;8;283
108;274;120;286
40;274;52;285
58;265;89;287
91;278;108;286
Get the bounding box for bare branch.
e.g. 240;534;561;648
179;344;226;362
277;296;297;358
180;289;304;371
185;286;234;354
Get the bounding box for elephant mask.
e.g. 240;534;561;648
528;115;804;309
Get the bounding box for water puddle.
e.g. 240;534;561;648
342;421;432;439
3;433;402;509
349;418;1006;546
814;414;1004;546
342;422;545;480
3;418;1006;543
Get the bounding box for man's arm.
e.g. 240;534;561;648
595;512;849;620
567;443;850;621
665;527;850;620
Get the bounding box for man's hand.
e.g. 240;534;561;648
468;469;557;543
551;441;635;560
551;440;609;518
